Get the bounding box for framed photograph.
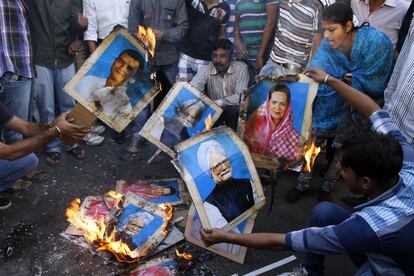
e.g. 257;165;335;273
130;257;177;276
185;204;255;264
140;82;222;158
115;178;185;206
64;27;159;132
238;74;318;170
173;127;265;232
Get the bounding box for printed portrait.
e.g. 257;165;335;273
130;258;177;276
64;27;159;132
115;178;185;206
174;127;265;231
238;75;318;168
185;204;255;263
140;82;222;157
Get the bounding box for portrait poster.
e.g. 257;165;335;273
173;127;265;232
64;27;159;132
140;82;222;158
115;178;185;206
130;257;177;276
185;204;255;264
238;74;318;169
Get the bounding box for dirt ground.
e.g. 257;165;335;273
0;136;357;275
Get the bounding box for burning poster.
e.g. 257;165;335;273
237;75;318;170
185;204;255;264
115;178;185;206
129;257;177;276
64;27;159;132
173;127;265;232
140;82;222;158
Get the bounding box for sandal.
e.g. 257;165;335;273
46;152;61;166
68;146;86;160
24;170;49;183
11;179;32;191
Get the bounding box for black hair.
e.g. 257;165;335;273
322;2;354;27
268;83;291;103
340;131;403;187
118;49;145;69
212;39;234;56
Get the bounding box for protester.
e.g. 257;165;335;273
177;0;230;81
287;3;394;203
234;0;277;73
225;0;237;43
0;102;89;210
351;0;409;50
127;0;188;153
26;0;88;166
259;0;334;77
190;39;249;131
200;67;414;276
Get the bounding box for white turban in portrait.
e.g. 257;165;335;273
197;140;226;174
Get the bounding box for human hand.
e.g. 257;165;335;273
54;112;90;140
77;13;88;30
67;41;81;57
305;68;329;83
153;29;164;40
200;228;228;247
235;39;248;59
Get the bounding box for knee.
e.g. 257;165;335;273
22;153;39;173
310;202;338;227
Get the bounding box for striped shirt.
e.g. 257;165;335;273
236;0;277;63
384;20;414;145
226;0;237;42
190;61;249;106
0;0;34;78
270;0;333;69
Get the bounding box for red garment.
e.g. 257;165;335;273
121;181;163;200
85;199;111;220
244;98;300;161
131;266;175;276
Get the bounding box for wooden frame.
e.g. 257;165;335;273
115;178;186;206
140;82;222;158
174;126;265;232
237;74;318;170
64;27;159;132
185;204;255;264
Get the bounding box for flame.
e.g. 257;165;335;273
159;203;173;236
106;191;123;201
204;114;213;130
175;248;193;260
303;140;321;173
137;26;156;58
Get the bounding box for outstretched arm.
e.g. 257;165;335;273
306;68;380;118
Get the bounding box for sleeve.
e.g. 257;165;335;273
128;0;141;34
221;63;249;106
189;65;210;92
220;4;231;25
0;102;14;127
204;202;229;229
286;214;381;255
162;0;189;43
266;0;278;5
83;0;98;41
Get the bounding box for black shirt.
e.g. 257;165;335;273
181;0;230;61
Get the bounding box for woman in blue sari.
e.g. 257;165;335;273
286;3;394;203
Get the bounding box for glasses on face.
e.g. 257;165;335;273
210;159;230;172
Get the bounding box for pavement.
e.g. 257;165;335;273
0;136;357;276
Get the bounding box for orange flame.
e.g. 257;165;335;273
160;203;173;236
204;114;213;130
106;191;123;201
137;26;156;58
303;140;321;173
175;248;193;260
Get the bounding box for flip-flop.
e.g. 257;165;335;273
11;179;32;191
46;152;61;166
24;171;49;183
68;146;86;160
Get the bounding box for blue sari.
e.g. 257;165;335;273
310;26;394;134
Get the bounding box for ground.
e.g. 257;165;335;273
0;136;357;276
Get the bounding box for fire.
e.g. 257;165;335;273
160;203;173;236
204;114;213;130
137;26;156;58
302;140;321;173
106;190;123;201
175;248;193;260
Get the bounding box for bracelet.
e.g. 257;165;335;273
324;74;330;84
54;126;62;138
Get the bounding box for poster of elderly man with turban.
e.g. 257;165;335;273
140;82;222;157
238;75;318;169
64;27;159;132
174;127;265;231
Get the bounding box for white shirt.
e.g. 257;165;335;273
351;0;409;48
83;0;130;41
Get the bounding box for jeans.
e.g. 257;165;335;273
0;153;38;192
304;202;367;275
32;63;76;153
0;72;32;144
158;62;178;85
259;59;290;78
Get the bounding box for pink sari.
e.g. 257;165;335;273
244;97;300;161
120;181;164;200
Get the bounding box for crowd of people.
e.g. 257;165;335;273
1;0;414;274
